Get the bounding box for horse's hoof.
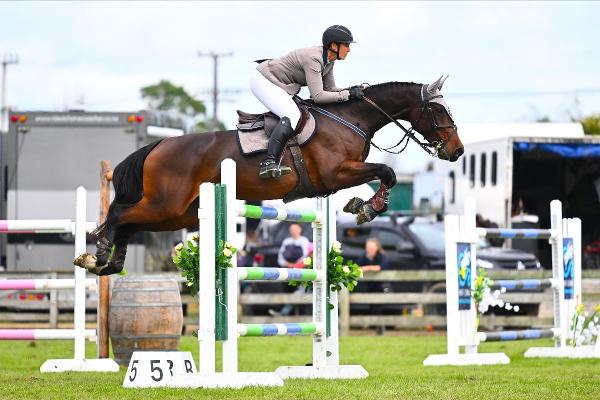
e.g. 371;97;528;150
73;253;106;275
357;204;377;225
343;197;364;214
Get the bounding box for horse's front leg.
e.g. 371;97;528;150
333;161;397;224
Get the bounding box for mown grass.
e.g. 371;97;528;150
0;335;599;399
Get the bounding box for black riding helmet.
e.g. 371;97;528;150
322;25;355;61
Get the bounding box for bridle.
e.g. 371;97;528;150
362;84;458;158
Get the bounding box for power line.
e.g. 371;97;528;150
447;88;600;98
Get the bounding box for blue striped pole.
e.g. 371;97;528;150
490;279;556;291
237;267;323;282
477;228;554;240
238;204;319;222
238;323;324;337
477;329;557;342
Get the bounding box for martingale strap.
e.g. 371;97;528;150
308;104;369;142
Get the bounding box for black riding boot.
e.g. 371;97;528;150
259;117;295;179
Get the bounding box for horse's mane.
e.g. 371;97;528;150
364;81;420;91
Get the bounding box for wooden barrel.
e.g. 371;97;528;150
109;275;183;366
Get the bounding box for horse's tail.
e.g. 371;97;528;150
112;139;163;205
90;139;163;241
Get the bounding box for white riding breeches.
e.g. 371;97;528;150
250;69;301;129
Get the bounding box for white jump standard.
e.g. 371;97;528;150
0;187;119;373
424;198;598;366
170;158;367;389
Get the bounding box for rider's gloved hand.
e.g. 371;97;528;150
348;85;365;100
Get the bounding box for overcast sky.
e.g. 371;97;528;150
1;1;599;172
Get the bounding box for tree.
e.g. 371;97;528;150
579;113;600;135
141;80;205;116
140;80;227;132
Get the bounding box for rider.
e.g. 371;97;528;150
250;25;365;179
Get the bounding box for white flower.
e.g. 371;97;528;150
304;257;312;266
500;287;506;294
505;303;512;311
223;248;232;258
342;265;350;274
191;234;199;241
174;243;184;251
332;241;342;252
514;305;520;312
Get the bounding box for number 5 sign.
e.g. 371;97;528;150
123;351;197;388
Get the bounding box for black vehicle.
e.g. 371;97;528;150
245;217;541;271
337;218;541;270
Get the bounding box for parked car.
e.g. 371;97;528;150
338;218;542;270
242;221;314;269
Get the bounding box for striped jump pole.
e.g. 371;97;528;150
477;228;555;240
477;329;558;342
238;323;324;337
0;187;119;373
237;267;324;282
0;278;97;290
423;197;592;366
175;158;366;389
490;279;557;291
238;204;319;223
0;328;97;340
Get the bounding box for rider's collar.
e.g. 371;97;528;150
322;46;329;66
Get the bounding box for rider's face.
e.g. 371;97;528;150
337;43;351;60
329;42;351;61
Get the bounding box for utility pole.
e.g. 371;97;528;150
197;51;233;131
1;54;19;133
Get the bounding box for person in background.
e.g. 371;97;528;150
270;223;312;317
356;237;389;272
278;223;311;268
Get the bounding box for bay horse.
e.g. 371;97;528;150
75;76;464;276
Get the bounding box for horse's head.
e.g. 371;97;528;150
407;76;464;162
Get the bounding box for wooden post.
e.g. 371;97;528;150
339;287;350;336
98;160;112;359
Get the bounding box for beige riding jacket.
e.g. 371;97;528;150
256;46;350;104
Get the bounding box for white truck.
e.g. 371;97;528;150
432;123;600;268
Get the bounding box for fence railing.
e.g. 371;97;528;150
3;271;600;334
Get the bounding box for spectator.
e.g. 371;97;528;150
278;223;311;268
270;223;311;317
356;237;389;272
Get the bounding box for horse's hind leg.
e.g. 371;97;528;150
98;224;138;276
74;203;128;274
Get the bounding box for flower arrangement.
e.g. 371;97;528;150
172;234;237;294
568;303;600;347
472;268;520;333
289;240;362;306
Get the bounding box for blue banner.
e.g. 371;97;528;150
514;142;600;158
563;237;575;299
457;242;472;310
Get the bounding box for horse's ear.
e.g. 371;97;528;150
439;75;449;91
427;75;444;94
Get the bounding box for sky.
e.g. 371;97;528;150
1;1;599;173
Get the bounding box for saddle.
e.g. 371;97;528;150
235;101;316;154
235;98;318;202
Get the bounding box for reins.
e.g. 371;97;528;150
362;85;457;158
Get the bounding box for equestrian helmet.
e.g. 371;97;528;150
322;25;355;49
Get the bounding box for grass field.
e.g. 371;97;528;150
1;335;599;399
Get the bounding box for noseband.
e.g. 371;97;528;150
363;84;457;158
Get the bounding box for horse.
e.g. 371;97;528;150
75;76;464;276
